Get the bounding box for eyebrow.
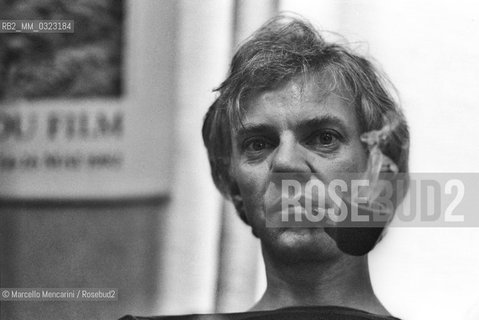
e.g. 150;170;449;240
298;115;348;133
234;123;276;140
234;114;350;139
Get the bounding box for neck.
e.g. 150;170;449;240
250;247;390;316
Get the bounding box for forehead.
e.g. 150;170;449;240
236;77;360;133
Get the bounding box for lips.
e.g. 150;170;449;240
263;178;332;227
266;195;321;214
265;194;333;226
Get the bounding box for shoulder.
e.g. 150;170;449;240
119;306;402;320
119;314;235;320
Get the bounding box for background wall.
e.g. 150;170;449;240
0;1;178;319
1;1;479;320
278;2;479;319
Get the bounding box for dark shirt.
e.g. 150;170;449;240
120;306;402;320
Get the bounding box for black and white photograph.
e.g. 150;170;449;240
1;1;479;320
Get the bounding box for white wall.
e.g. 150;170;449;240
280;1;479;319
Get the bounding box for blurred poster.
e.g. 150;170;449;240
0;0;122;100
0;0;173;199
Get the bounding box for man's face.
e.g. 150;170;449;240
230;77;368;262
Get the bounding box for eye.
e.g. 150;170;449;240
243;138;273;152
318;132;334;145
306;130;342;149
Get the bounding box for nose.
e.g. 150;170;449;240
271;133;310;173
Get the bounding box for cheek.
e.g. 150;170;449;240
342;141;368;171
357;146;369;171
310;142;368;185
232;162;270;221
335;144;369;193
319;144;368;174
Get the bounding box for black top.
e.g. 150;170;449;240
120;306;402;320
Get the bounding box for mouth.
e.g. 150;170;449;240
267;194;323;213
265;195;331;228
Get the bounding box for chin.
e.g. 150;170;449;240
259;227;343;264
